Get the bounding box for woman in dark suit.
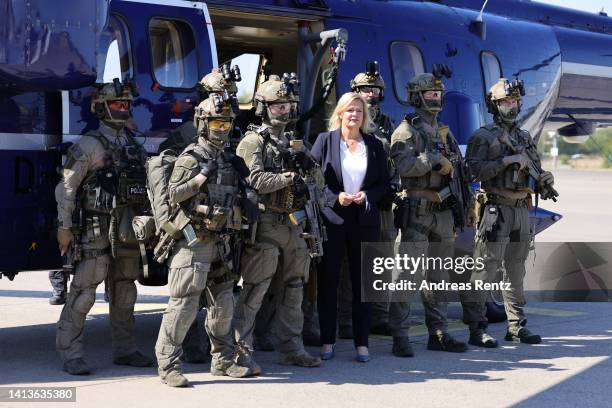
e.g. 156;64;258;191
310;92;390;362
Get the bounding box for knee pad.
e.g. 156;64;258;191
72;288;96;314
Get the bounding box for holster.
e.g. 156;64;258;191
393;198;411;230
476;204;500;242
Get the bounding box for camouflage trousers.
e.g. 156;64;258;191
337;209;412;337
56;235;139;362
234;213;311;357
155;239;235;374
400;208;480;336
469;204;531;331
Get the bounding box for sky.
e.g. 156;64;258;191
533;0;609;14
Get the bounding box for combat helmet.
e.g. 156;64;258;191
254;73;300;126
486;78;525;123
350;61;385;102
194;94;236;149
90;77;137;128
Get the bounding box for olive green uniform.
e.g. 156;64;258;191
233;128;312;360
465;123;536;333
155;140;241;375
55;121;147;363
391;110;478;336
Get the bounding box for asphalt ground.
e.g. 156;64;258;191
0;169;610;408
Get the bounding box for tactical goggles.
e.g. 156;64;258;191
358;87;381;96
207;118;232;132
268;102;292;114
423;90;442;100
108;100;130;110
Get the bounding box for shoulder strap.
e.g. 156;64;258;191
83;130;110;150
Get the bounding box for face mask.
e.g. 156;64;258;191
207;128;231;148
497;104;518;123
420;92;442;113
266;107;291;127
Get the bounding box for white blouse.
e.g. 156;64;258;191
340;139;367;195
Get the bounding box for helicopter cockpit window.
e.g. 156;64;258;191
230;53;262;106
481;51;503;94
390;41;425;104
99;14;133;83
149;18;198;89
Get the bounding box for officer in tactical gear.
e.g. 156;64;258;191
173;66;243;365
336;63;413;358
465;78;556;345
233;74;321;371
390;71;493;353
155;94;255;387
55;79;153;375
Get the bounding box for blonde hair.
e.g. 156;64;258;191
328;92;371;133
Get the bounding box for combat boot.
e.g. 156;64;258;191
427;333;468;353
211;360;255;378
160;369;189;387
181;347;210;364
235;348;262;376
279;351;321;367
63;358;90;375
49;292;66;305
113;351;154;367
505;327;542;344
338;324;353;339
469;328;498;348
392;336;415;357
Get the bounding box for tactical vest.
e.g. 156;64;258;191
253;128;304;214
181;143;241;234
80;129;148;215
480;125;531;191
400;114;455;191
371;112;394;143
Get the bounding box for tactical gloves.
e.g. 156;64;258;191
292;150;315;171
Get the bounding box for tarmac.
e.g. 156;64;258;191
0;169;610;408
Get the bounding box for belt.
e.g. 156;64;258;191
82;247;111;260
406;197;453;214
486;194;531;208
260;212;290;224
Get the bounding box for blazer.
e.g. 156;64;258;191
311;128;390;226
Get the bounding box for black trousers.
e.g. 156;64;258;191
317;205;379;348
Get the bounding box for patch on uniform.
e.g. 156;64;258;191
437;126;449;143
63;143;85;170
170;155;198;183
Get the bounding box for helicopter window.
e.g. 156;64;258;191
100;14;133;82
390;41;425;104
149;18;199;89
481;51;503;94
229;53;262;106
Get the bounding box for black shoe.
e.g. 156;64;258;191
338;324;353;339
49;293;66;305
254;336;275;351
181;347;210;364
427;333;468;353
505;327;542;344
370;323;392;336
113;351;154;367
469;329;499;348
63;358;90;375
392;336;415;357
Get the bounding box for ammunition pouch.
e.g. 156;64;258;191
263;186;300;214
117;168;147;206
83;213;111;241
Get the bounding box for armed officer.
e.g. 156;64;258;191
390;70;496;353
178;66;242;365
234;74;322;372
465;78;557;345
155;93;256;387
55;79;153;375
